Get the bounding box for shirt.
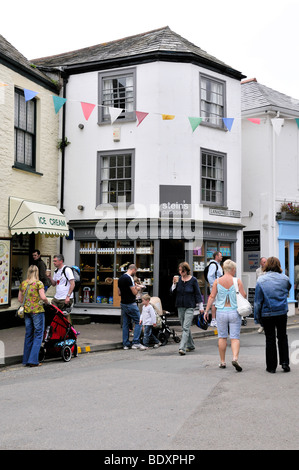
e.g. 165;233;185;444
118;273;136;304
20;280;45;314
207;261;223;288
53;266;74;299
174;276;203;309
140;304;156;325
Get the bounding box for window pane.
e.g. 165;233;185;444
100;152;133;204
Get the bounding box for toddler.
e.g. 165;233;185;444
139;294;160;348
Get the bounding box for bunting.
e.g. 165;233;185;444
3;84;299;136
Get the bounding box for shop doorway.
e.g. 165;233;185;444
159;240;185;313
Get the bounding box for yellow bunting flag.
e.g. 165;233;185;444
162;114;175;120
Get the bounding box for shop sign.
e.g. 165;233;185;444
209;208;241;218
159;185;191;218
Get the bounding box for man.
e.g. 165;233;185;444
47;254;75;321
207;251;223;327
256;257;267;280
32;249;49;289
118;264;146;350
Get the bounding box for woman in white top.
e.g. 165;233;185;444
204;259;246;371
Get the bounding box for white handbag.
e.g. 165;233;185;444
233;278;252;317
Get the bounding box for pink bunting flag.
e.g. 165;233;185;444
136;111;149;127
81;102;96;121
248;118;260;124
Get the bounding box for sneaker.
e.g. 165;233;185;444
123;346;131;350
210;319;217;327
132;343;147;350
179;349;186;355
257;326;264;334
153;343;161;348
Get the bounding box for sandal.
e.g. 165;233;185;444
232;360;242;372
219;363;226;369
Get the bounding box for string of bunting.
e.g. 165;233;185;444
2;83;299;135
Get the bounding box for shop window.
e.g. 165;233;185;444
97;150;134;205
201;149;226;206
98;68;136;123
200;74;225;128
14;88;36;170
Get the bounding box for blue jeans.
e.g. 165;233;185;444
177;307;195;352
121;302;142;347
23;312;45;365
143;325;159;347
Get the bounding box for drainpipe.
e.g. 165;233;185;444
59;72;68;253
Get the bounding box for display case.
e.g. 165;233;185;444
136;241;154;294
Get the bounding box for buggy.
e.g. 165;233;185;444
39;304;79;362
149;297;180;346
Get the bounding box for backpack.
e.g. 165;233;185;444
57;265;81;292
203;261;218;282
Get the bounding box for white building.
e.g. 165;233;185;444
241;78;299;314
33;27;245;314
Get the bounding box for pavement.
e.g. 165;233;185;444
1;313;299;367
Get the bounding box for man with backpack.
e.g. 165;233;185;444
47;254;75;322
206;251;223;327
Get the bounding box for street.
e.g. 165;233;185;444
1;326;299;451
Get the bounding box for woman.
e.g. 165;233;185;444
18;265;49;367
204;259;245;371
172;261;203;355
254;256;291;373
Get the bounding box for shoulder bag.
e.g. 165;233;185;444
17;284;30;319
233;277;252;317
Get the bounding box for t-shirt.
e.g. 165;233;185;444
20;280;45;314
118;273;136;304
53;266;74;299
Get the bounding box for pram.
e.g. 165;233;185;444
39;304;79;362
149;297;180;346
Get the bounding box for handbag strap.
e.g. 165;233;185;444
22;284;30;306
233;277;239;294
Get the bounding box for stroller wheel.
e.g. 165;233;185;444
39;347;46;362
174;336;180;343
61;345;72;362
158;332;168;346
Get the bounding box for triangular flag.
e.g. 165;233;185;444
108;106;123;124
188;117;202;132
271;118;284;136
248;118;260;125
24;89;38;102
136;111;149;127
222;118;234;131
295;118;299;129
53;96;67;113
162;114;175;120
0;83;8;87
81;102;96;121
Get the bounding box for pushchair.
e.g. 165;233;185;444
39;304;79;363
149;297;180;346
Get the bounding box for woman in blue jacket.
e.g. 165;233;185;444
254;257;291;373
172;262;203;355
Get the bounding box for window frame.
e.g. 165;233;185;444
14;88;37;170
199;74;226;129
200;148;227;207
96;149;135;206
98;68;136;124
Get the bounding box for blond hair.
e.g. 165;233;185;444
26;265;40;284
142;294;151;301
223;259;236;274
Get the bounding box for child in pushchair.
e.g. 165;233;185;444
39;304;79;362
148;297;180;346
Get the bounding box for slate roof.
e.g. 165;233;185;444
241;78;299;116
32;26;245;80
0;34;58;92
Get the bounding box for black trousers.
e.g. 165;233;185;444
262;314;289;370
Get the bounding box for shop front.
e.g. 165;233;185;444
277;218;299;310
6;197;68;307
70;219;242;315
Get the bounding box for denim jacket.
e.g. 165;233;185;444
254;271;291;322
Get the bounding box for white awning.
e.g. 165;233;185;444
9;197;69;237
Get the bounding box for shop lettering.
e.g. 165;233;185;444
38;216;66;227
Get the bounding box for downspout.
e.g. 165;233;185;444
59;72;68;253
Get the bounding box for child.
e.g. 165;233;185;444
139;294;161;348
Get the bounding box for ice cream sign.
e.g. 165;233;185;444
38;216;67;227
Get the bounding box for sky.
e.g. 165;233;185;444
1;0;299;98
